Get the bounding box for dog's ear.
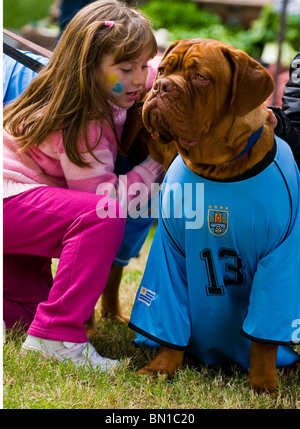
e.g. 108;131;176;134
222;46;274;116
161;40;181;60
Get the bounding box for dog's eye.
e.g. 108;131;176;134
192;73;210;86
158;67;165;76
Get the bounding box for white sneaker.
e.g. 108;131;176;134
21;334;119;371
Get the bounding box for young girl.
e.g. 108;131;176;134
3;0;164;370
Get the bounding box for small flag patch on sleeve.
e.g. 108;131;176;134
138;287;156;306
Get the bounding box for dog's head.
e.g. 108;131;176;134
142;39;274;175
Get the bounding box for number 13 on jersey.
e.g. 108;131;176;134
200;247;246;296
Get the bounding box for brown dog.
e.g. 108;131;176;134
129;39;300;393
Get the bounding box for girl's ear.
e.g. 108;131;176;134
221;46;275;117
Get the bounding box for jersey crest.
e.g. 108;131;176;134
208;206;229;236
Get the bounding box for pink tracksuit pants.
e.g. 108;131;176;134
3;186;126;343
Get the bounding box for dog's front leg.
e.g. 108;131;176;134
85;311;101;338
138;346;184;379
85;264;126;338
100;263;129;323
248;341;279;393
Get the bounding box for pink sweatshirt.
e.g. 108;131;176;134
3;57;164;215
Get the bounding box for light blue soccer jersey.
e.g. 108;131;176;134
3;52;49;105
129;136;300;369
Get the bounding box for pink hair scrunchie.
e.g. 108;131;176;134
104;20;115;28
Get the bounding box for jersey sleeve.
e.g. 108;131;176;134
242;167;300;345
129;217;191;350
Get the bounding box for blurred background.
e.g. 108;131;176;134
3;0;300;105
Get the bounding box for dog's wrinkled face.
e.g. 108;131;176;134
143;40;232;146
142;39;274;168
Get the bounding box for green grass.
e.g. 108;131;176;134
3;228;300;409
4;326;300;409
3;0;53;30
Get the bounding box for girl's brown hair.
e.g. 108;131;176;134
3;0;157;166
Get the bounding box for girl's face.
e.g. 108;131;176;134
99;52;150;109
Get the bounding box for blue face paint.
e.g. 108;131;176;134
108;73;123;95
112;82;123;93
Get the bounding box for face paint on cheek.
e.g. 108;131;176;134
108;73;123;95
112;82;123;93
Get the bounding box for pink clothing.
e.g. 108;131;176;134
4;254;53;330
4;186;125;342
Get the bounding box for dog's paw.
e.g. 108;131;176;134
86;327;103;339
137;347;184;380
137;364;174;379
85;312;103;338
248;373;279;394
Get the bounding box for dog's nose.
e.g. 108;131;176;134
153;78;175;95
